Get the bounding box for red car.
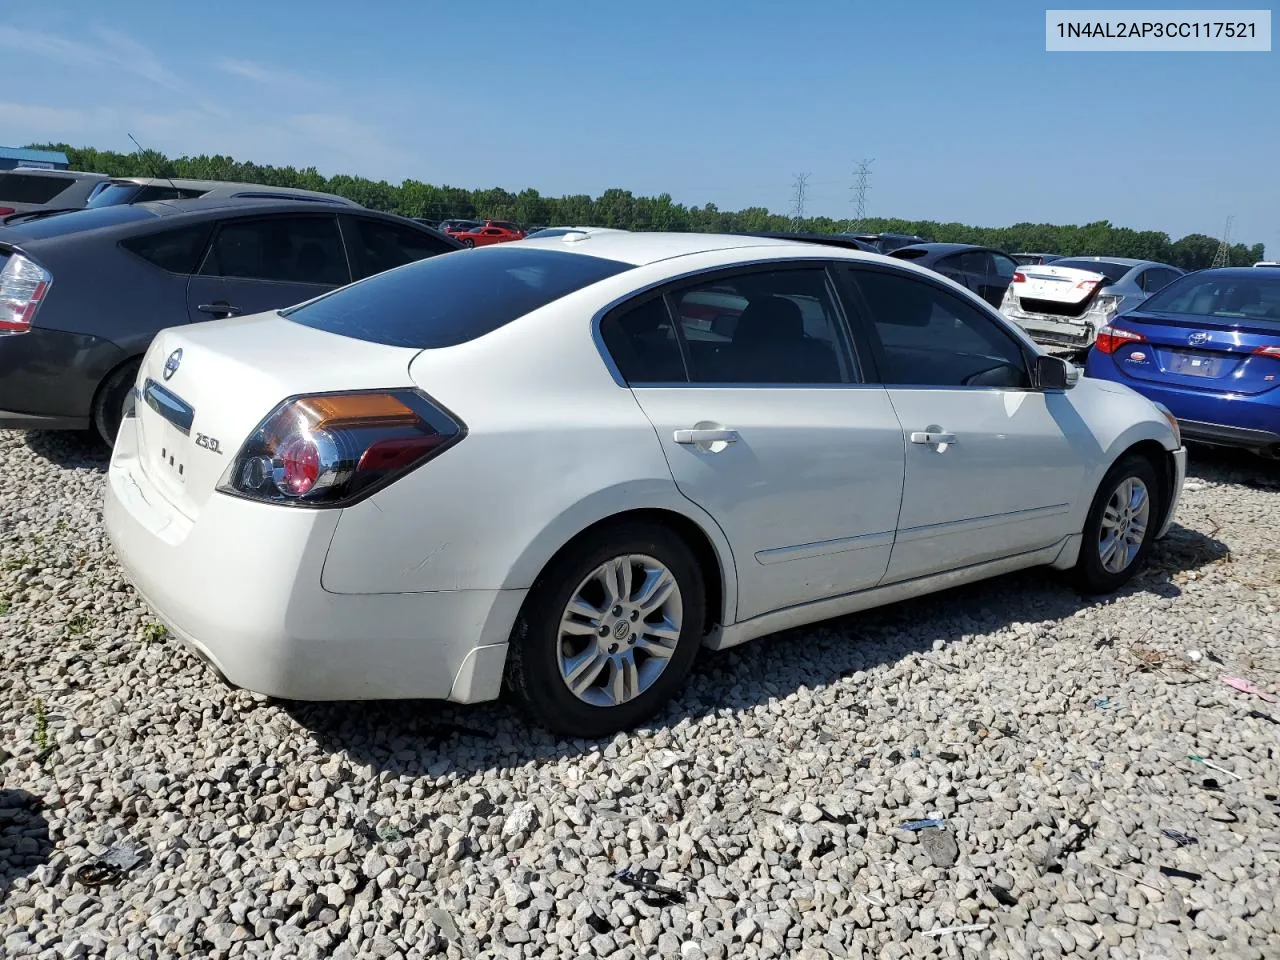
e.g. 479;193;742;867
450;220;526;247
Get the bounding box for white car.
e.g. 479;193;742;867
1000;257;1184;358
104;232;1187;736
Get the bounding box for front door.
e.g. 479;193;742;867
841;264;1088;582
599;265;907;622
184;213;351;323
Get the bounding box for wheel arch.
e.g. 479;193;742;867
1110;437;1177;532
503;493;737;636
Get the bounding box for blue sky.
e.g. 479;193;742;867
2;1;1275;252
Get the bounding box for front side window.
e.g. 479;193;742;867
350;218;454;278
200;215;349;285
991;253;1017;281
848;267;1029;388
670;268;853;384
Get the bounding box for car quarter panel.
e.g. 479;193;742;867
318;275;740;606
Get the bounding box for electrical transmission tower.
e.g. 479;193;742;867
1212;215;1234;267
790;172;810;228
850;158;874;229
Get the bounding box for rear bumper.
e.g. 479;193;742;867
103;417;523;703
1002;307;1096;351
1177;419;1280;449
0;326;124;427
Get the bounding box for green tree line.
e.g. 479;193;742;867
30;143;1264;269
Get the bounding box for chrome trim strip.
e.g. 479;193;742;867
754;530;896;565
892;502;1071;544
142;378;194;435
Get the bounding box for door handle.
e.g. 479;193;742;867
910;431;957;445
197;301;242;317
673;428;740;445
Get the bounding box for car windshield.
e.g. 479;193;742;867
1137;273;1280;324
1049;259;1133;284
85;182;144;208
283;246;634;348
0;203;155;239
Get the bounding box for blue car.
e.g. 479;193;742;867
1084;267;1280;457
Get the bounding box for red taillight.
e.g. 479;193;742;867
1075;279;1101;292
1252;345;1280;358
1095;325;1147;354
0;253;53;335
276;435;322;496
1012;271;1026;283
218;390;464;507
0;207;14;216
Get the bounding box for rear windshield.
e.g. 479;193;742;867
283;246;634;348
1;204;156;240
1139;272;1280;323
0;172;74;204
1050;259;1132;284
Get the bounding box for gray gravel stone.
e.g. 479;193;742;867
2;433;1278;959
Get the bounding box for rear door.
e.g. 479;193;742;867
601;263;907;622
839;264;1087;582
184;213;351;322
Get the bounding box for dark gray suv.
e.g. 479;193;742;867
0;198;462;445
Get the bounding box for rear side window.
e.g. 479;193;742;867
121;224;213;274
200;215;349;285
284;246;633;348
350;218;455;277
0;173;72;204
600;297;686;383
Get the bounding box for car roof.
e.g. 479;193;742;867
1;197;448;245
496;230;893;267
1199;266;1280;280
1;168;107;181
893;242;989;256
104;177;356;203
1051;255;1151;267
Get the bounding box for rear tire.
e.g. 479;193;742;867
506;522;706;738
1073;453;1161;594
91;359;141;449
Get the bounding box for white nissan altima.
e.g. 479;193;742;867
104;231;1186;736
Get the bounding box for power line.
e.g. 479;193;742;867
790;172;810;227
850;158;874;229
1211;214;1234;267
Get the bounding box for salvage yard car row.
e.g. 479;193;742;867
3;194;1189;737
1;181;1274;738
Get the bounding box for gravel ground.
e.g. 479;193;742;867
2;428;1279;960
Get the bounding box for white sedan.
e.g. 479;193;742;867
104;232;1187;736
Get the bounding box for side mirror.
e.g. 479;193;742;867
1034;354;1076;391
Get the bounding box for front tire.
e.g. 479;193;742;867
1073;453;1161;593
91;359;141;449
461;237;475;248
506;522;706;738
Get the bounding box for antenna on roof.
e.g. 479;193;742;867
127;133;180;196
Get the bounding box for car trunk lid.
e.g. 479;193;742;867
1010;265;1109;317
1111;310;1280;396
134;311;423;520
